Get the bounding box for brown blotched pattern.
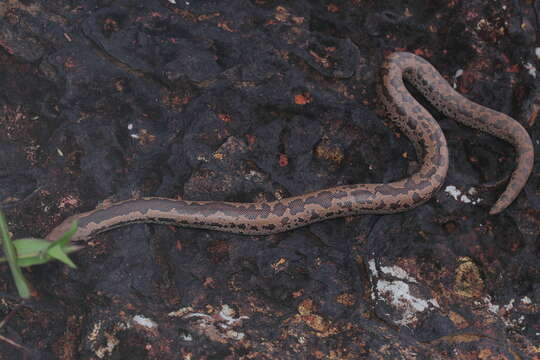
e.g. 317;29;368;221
46;52;534;241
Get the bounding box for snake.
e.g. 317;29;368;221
45;52;534;242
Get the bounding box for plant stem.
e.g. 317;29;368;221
0;211;31;298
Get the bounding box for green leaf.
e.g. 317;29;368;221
46;220;79;268
0;222;81;268
47;245;77;268
10;238;53;267
0;240;83;267
49;220;78;249
0;211;31;298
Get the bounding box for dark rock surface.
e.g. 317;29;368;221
0;0;539;359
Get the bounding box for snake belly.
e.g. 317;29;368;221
45;52;534;242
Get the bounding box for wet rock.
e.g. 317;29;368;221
0;0;539;358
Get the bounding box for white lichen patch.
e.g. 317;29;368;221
524;62;537;77
368;260;439;326
368;259;378;278
172;305;249;343
87;320;127;359
445;185;482;205
225;329;245;340
480;295;538;331
88;321;102;343
132;315;158;329
183;312;212;321
379;265;418;283
504;298;515;312
445;185;461;200
453;68;464;88
484;296;500;314
219;305;249;326
375;280;439;326
196;154;209;162
168;307;194;317
179;331;193;341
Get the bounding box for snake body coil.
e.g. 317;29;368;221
46;52;534;242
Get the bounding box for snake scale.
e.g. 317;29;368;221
46;52;534;242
